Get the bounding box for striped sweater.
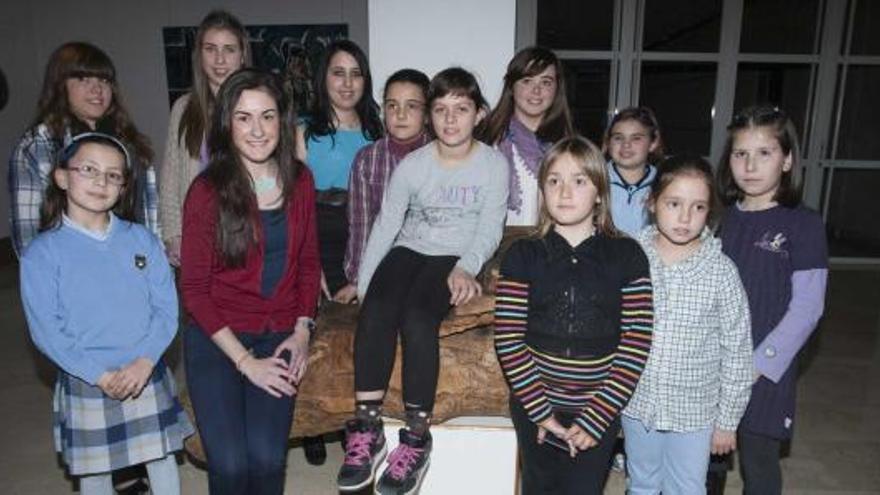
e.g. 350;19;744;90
494;232;653;441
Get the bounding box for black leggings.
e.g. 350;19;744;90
739;430;783;494
354;247;457;411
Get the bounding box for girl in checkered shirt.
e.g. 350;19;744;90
622;155;753;494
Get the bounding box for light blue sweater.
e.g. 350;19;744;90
607;161;657;238
20;214;178;385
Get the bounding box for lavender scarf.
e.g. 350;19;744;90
497;117;552;213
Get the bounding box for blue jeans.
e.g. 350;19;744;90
185;326;296;495
623;416;713;495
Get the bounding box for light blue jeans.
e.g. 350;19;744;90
623;416;713;495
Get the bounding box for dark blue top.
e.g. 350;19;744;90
720;204;827;439
260;208;288;298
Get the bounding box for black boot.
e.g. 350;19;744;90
303;435;327;466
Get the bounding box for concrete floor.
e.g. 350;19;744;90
1;261;878;494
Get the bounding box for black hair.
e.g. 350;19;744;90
306;39;383;142
383;68;430;101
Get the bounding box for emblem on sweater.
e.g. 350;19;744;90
755;232;789;257
134;254;147;270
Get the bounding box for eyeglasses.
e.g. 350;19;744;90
67;164;126;186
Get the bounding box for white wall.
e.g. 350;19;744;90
0;0;368;241
368;0;516;108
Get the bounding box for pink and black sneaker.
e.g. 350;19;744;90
337;418;387;492
374;428;432;495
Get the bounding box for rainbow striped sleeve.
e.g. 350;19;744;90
494;278;553;424
574;276;654;441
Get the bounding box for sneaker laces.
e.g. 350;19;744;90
385;443;424;481
343;430;376;467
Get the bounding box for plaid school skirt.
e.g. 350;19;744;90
52;360;194;475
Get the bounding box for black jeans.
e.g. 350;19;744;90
354;247;457;411
185;326;296;495
510;397;620;495
739;430;783;495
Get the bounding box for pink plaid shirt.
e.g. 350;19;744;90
344;133;430;283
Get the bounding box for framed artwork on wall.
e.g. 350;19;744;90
162;23;348;113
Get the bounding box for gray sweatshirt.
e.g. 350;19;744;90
357;141;509;298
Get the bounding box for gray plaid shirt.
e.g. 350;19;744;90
624;226;753;432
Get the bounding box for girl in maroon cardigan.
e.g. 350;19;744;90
180;68;320;495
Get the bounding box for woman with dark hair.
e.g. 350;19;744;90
181;68;320;494
8;41;157;257
159;10;250;266
295;39;383;299
481;46;574;226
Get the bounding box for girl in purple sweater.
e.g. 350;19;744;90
717;105;828;494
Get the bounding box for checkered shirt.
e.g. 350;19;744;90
624;226;753;432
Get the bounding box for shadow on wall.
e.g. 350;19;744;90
0;67;8;112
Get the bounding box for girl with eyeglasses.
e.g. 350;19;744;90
19;132;192;495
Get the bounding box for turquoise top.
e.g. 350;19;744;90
306;129;373;191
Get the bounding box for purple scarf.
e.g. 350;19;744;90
497;117;552;213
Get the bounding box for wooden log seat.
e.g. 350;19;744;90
181;227;533;461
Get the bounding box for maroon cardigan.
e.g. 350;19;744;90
181;169;320;336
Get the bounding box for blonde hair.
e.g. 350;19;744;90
535;135;619;238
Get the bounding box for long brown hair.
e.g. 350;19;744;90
179;10;251;158
204;69;301;267
40;133;137;231
34;41;153;168
481;46;574;145
535;135;618;238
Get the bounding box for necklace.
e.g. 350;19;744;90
253;175;277;195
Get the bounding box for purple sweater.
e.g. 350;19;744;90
720;204;828;439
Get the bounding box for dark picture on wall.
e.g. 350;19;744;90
162;23;347;113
